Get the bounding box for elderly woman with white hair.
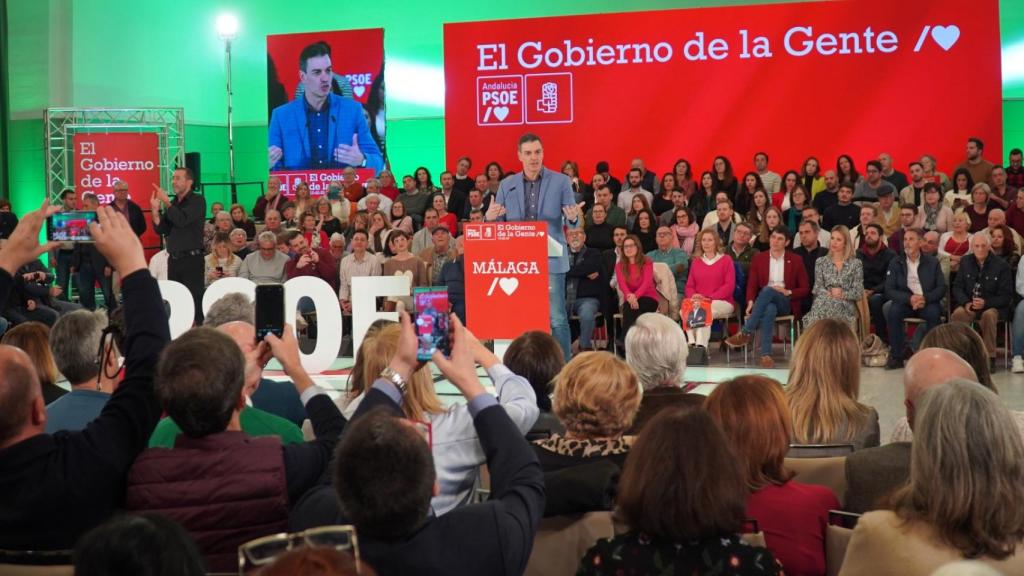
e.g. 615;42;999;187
839;379;1024;576
624;313;700;434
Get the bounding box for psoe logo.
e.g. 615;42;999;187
477;75;524;126
525;73;573;124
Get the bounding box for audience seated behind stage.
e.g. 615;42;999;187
578;406;782;575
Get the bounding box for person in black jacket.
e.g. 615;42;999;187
4;259;81;326
822;183;860;231
291;311;545;576
858;224;896;343
883;228;947;369
951;233;1012;369
0;203;169;551
793;220;829;314
566;229;605;352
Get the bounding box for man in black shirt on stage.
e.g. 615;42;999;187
151;167;206;323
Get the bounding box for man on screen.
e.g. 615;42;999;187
267;41;384;172
486;133;582;362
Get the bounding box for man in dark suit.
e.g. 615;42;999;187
565;229;605;352
883;228;947;369
487;133;582;362
0;204;168;551
845;349;977;514
291;312;545;576
725;226;809;368
793;220;828;314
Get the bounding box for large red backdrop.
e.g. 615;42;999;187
444;0;1002;179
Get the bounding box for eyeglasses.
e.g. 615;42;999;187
237;525;360;574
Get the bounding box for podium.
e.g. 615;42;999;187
463;222;552;349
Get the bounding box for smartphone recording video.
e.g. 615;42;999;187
255;284;286;342
48;211;98;243
414;286;450;361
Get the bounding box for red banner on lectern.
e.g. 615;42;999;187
72;132;162;253
444;0;1001;179
464;222;550;339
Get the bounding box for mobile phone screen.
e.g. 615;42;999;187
414;287;450;361
48;211;97;242
255;284;286;342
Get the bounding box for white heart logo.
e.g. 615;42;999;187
931;25;960;51
353;86;366;97
493;106;510;121
498;277;519;296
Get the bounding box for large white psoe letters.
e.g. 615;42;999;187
159;275;411;374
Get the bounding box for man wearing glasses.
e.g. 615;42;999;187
239;231;289;284
854;160;897;203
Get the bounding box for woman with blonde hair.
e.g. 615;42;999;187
706;375;839;576
786;318;880;450
938;211;973;272
1;322;63;404
839;379;1024;575
203;231;241;287
802;225;864;329
533;352;641;472
682;228;735;350
339;319;539;516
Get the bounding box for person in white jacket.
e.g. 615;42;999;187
336;321;538;515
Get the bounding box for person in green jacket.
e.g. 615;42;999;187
148;321;304;447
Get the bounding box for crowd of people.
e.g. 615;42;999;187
0;138;1023;574
0;204;1021;575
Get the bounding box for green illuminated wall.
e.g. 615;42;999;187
5;0;1024;215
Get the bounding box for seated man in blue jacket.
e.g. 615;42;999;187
268;41;383;172
290;312;545;576
883;228;947;369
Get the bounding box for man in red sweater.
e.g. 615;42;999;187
725;227;809;368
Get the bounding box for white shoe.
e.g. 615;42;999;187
1013;357;1024;374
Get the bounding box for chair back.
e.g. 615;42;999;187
525;512;615;576
786;443;856;458
785;456;848;506
826;524;855;576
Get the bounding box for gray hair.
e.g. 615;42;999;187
49;310;108;385
330;232;345;244
203;292;255;327
624;313;687;391
229;228;247;238
257;231;277;244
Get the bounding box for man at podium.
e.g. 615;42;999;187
486;133;582;361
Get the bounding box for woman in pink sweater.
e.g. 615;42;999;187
683;229;736;349
617;235;660;338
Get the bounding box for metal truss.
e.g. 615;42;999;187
43;107;185;204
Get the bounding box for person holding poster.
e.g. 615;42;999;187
267;41;383;172
487;133;581;361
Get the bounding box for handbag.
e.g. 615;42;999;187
860;333;889;367
687;344;709;366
